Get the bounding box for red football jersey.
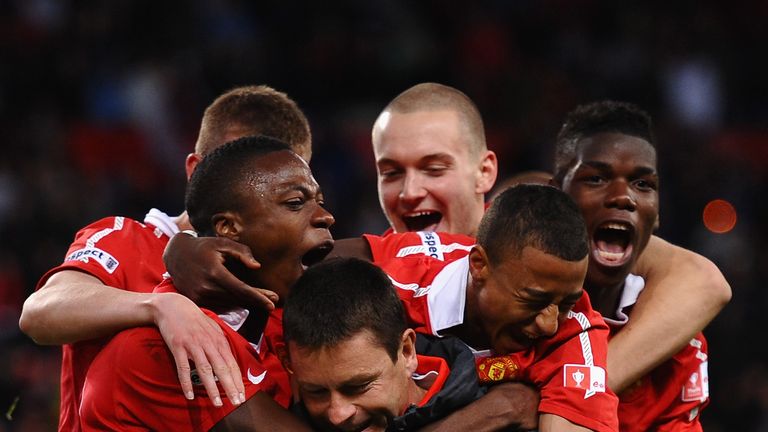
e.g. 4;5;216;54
608;275;710;431
36;209;177;432
364;231;475;263
365;232;619;432
79;306;285;431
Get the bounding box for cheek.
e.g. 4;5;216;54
378;182;400;205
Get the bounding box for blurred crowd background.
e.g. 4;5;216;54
1;1;766;430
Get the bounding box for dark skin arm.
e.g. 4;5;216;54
210;392;314;432
163;232;279;309
325;237;373;261
419;382;539;431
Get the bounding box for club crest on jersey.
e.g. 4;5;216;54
65;247;120;274
563;364;605;399
476;355;520;384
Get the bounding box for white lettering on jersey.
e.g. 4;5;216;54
65;247;120;274
394;231;473;260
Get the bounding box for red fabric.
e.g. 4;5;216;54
36;216;170;432
79;307;284;431
366;231;619;432
614;329;709;431
413;355;450;408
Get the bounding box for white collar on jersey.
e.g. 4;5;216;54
602;274;645;326
428;257;470;335
144;208;181;238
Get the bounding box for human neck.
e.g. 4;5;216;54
173;211;194;231
407;376;429;408
584;275;627;319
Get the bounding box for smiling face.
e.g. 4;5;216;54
468;245;588;354
218;151;334;301
288;330;419;432
558;132;658;290
372;109;496;236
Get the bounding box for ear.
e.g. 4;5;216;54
653;213;660;231
212;211;242;241
400;328;419;375
468;245;491;283
185;153;203;180
475;150;498;194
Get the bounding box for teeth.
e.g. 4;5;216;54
602;223;629;231
597;250;625;261
405;211;434;218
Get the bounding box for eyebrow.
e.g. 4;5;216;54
273;182;316;196
581;161;657;176
377;153;456;166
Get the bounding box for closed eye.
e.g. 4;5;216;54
284;197;306;210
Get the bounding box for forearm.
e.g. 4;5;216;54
419;382;538;431
610;235;731;392
19;271;158;344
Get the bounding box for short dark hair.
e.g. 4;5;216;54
185;135;294;236
476;184;589;265
283;257;407;362
196;85;312;160
554;100;655;178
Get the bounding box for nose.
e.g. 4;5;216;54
326;393;356;427
312;204;335;229
605;180;637;211
534;304;559;337
399;171;427;205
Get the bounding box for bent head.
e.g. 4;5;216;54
469;184;589;354
554;101;659;290
185;136;334;304
186;85;312;178
372;83;497;236
283;258;420;432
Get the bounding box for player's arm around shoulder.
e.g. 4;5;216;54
210;392;313;431
20;270;160;344
610;235;731;392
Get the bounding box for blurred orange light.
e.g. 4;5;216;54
702;199;737;234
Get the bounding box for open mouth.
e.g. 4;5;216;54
301;240;334;269
592;222;634;267
403;211;442;232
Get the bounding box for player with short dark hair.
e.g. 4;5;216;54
20;84;312;431
332;184;619;431
80;136;333;431
554;100;710;430
283;257;484;432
